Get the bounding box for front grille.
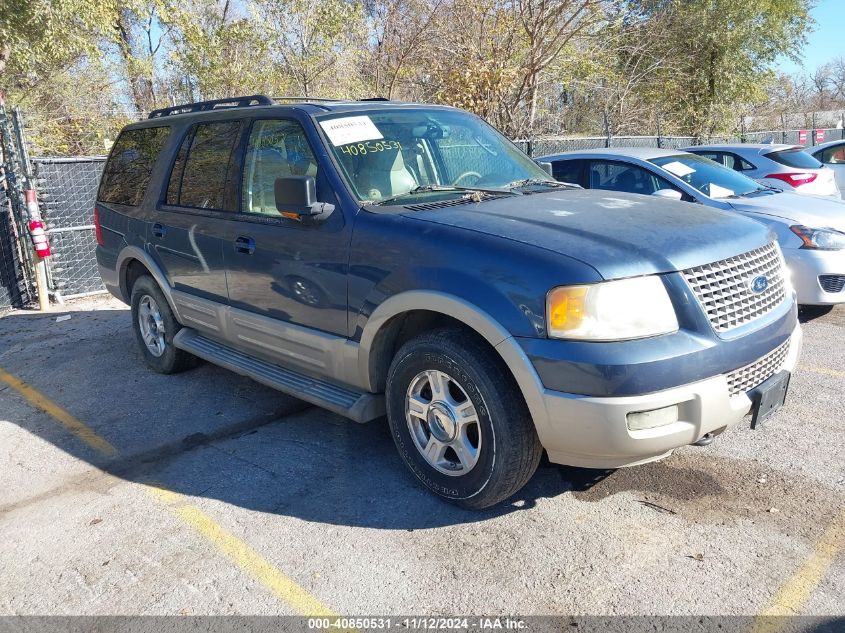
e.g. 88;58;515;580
682;243;786;333
819;274;845;293
726;338;791;396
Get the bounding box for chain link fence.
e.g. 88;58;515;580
515;128;845;157
34;158;107;298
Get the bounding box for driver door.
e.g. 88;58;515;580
224;118;351;337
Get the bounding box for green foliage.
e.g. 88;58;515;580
629;0;812;135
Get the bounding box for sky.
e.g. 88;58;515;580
776;0;844;76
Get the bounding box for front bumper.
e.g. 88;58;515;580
534;325;802;469
786;248;845;305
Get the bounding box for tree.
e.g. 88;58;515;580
629;0;812;135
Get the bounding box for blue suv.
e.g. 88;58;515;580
95;95;801;508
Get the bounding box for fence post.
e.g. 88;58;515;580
781;113;787;144
603;110;611;148
656;112;662;149
526;139;533;158
12;108;50;311
811;111;817;146
739;116;747;143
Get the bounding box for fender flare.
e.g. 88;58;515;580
115;245;175;313
357;290;551;436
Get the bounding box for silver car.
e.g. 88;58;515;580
806;139;845;198
538;147;845;305
685;143;840;199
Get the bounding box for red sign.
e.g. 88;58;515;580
816;129;825;143
798;130;808;144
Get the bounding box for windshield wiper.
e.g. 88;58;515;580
374;184;515;206
505;178;567;191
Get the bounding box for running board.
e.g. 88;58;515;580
173;329;384;423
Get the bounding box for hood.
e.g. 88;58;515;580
401;189;772;280
728;191;845;232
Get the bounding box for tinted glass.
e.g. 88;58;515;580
166;131;191;205
552;159;586;186
588;161;671;196
819;145;845;164
98;127;170;206
317;109;549;202
242;120;318;215
171;121;241;210
766;148;823;169
650;154;762;198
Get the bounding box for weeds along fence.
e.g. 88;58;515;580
1;111;844;311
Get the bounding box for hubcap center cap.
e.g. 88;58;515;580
427;401;457;443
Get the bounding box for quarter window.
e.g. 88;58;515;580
166;121;242;210
98;127;170;206
241;120;318;215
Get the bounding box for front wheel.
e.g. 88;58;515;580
386;328;542;509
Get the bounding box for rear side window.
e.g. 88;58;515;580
166;121;242;210
765;149;822;169
552;159;586;186
98;127;170;206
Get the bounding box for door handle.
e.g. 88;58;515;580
234;236;256;255
152;223;166;238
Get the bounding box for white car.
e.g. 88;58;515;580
539;147;845;305
685;144;840;199
807;139;845;198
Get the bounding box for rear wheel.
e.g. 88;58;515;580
130;275;198;374
386;328;542;509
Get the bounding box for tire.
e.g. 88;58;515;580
386;327;542;509
130;275;199;374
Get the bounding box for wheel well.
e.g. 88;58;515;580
122;259;151;301
368;310;493;392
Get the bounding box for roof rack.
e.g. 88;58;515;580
147;95;274;119
272;96;346;103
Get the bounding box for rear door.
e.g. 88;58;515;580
150;119;245;303
224;117;350;337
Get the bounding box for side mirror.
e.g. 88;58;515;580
651;189;683;201
275;176;334;221
537;161;553;176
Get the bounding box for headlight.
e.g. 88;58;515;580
790;225;845;250
546;276;678;341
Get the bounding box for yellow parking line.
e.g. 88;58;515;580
176;503;337;616
0;367;117;456
142;482;337;616
1;366;334;616
749;508;845;633
799;364;845;379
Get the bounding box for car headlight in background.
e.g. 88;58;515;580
546;276;678;341
790;225;845;250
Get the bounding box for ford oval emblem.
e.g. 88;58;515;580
750;275;769;294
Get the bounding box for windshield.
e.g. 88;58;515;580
649;154;765;198
316;108;551;203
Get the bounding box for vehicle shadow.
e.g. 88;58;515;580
798;304;834;323
0;306;613;530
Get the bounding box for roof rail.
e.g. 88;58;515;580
272;96;346;103
147;95;274;119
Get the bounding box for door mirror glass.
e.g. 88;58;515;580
274;176;334;221
537;161;553;176
651;188;683;200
